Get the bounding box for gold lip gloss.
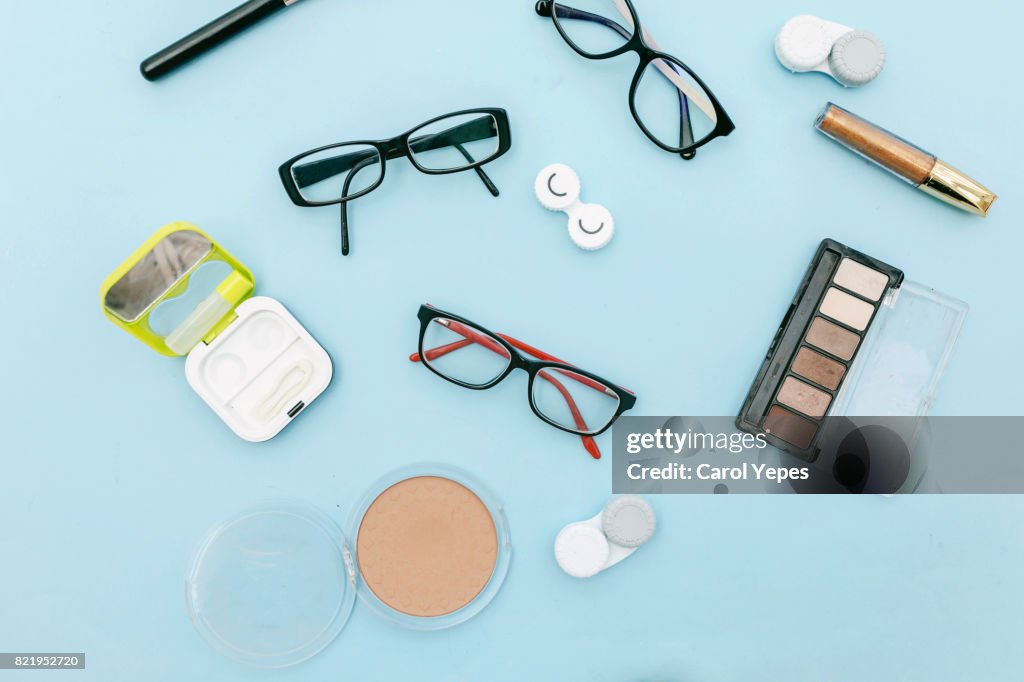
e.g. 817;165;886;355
815;102;997;217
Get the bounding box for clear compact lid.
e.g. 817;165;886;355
831;280;968;416
185;502;355;668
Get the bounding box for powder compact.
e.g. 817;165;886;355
185;465;511;668
100;222;332;441
354;474;503;621
738;239;968;460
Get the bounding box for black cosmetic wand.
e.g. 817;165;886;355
140;0;302;81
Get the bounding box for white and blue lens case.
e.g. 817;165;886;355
535;164;614;251
554;496;655;579
775;15;886;87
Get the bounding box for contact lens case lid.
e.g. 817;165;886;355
775;15;885;87
534;163;614;251
100;222;255;357
554;496;655;579
100;222;332;441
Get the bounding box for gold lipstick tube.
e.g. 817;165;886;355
815;103;996;217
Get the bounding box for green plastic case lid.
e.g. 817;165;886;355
99;222;255;357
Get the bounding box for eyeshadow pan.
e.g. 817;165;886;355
833;258;889;301
763;405;818;449
805;318;859;360
819;287;875;331
776;376;832;418
791;347;845;390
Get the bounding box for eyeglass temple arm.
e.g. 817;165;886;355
537;367;597;447
335;143;497;257
452;143;499;196
677;90;695;159
404;120;500;196
337;155;383;255
497;333;631;396
292;116;500;190
409;322;601;459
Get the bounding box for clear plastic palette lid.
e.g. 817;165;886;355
185;502;355;668
831;280;968;416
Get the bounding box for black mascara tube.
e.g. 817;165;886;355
140;0;300;81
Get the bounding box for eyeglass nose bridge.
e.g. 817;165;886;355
508;353;534;373
380;136;410;161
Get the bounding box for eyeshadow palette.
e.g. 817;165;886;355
737;239;904;459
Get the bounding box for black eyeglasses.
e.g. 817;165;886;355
409;304;637;459
535;0;734;160
279;108;512;255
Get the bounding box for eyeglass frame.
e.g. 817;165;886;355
411;304;637;457
278;107;512;254
535;0;734;159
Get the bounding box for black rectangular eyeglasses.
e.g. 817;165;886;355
536;0;734;159
409;304;637;460
278;108;512;255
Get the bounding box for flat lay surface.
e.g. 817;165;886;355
1;0;1022;680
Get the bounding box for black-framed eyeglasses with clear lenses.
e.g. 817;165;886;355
279;108;512;255
535;0;734;160
409;304;637;460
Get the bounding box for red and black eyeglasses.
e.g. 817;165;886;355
410;304;636;459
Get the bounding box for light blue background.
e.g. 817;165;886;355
1;0;1022;680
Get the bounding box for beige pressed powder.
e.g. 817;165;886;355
356;476;498;618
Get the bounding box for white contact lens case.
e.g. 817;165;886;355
775;15;885;87
554;496;655;578
185;297;332;441
100;223;333;442
535;163;614;251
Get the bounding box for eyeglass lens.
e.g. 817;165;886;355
634;56;718;150
422;317;512;387
408;113;501;172
531;367;621;435
552;0;634;56
290;143;383;203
